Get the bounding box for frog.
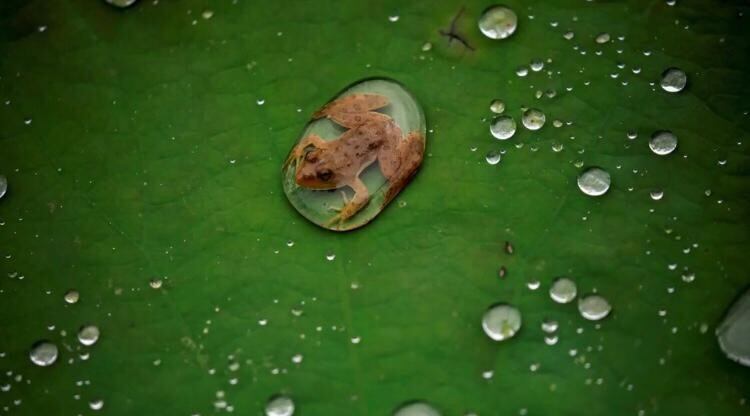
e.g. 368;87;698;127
284;93;424;229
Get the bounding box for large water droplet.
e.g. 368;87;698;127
0;175;6;200
393;401;441;416
660;67;687;93
521;108;546;130
478;5;518;40
577;167;611;196
489;99;506;114
78;325;100;346
482;303;522;341
29;341;58;367
490;115;517;140
105;0;138;8
266;395;295;416
649;131;678;155
578;295;612;321
595;32;611;44
716;288;750;367
549;277;577;304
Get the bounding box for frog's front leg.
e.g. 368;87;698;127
326;177;370;229
284;134;327;168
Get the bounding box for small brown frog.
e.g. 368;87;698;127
284;93;424;228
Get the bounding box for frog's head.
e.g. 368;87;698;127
295;149;338;190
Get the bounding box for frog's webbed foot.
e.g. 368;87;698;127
283;134;327;168
313;94;392;129
325;179;370;230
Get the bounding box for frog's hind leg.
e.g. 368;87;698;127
379;131;425;205
284;134;327;168
313;94;391;129
326;178;370;230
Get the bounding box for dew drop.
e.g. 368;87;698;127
649;131;678;155
478;5;518;40
563;31;575;40
485;150;502;165
490;115;517;140
149;278;163;289
660;67;687;93
388;15;400;23
105;0;138;8
421;42;432;52
89;399;104;411
515;66;529;77
393;401;442;416
0;175;7;200
325;252;336;261
29;341;58;367
64;289;80;304
544;335;559;345
77;325;100;346
521;108;546;130
577;167;611;196
549;277;577;304
541;319;559;333
530;59;544;72
489;99;506;114
595;32;611;44
578;295;612;321
265;395;295;416
650;190;664;201
482;303;522;341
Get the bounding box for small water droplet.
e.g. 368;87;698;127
650;190;664;201
577;167;611;196
77;325;100;346
489;99;505;114
393;401;442;416
578;295;612;321
527;280;540;290
257;99;265;106
595;32;611;44
29;341;58;367
485;150;502;165
291;354;303;364
544;335;559;345
482;303;522;341
516;66;529;77
490;115;517;140
325;252;336;261
530;59;544;72
627;130;638;140
104;0;138;8
265;395;295;416
542;319;558;333
149;278;163;289
64;289;80;304
388;15;400;23
286;240;295;247
201;9;214;19
549;277;577;304
89;399;104;411
660;67;687;93
0;175;7;200
563;31;575;40
421;42;432;52
478;6;518;40
649;131;678;155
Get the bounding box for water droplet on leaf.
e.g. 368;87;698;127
478;6;518;40
577;167;611;196
482;303;522;341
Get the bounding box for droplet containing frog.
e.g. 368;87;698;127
282;78;426;231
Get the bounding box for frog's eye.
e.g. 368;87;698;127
305;152;318;163
316;169;333;182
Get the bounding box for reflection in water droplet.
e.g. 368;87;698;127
485;150;502;166
650;190;664;201
478;6;518;40
489;99;505;114
549;278;577;304
393;401;441;416
578;295;612;321
660;67;687;93
521;108;546;130
595;32;611;44
649;131;678;155
0;175;7;200
78;325;100;346
265;395;295;416
29;341;58;367
490;115;517;140
577;167;611;196
482;303;522;341
105;0;138;8
64;289;80;304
